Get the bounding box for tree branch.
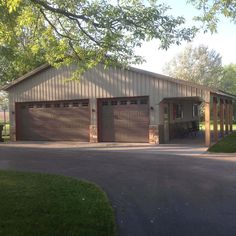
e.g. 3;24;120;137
30;0;100;27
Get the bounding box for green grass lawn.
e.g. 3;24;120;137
0;170;116;236
209;132;236;153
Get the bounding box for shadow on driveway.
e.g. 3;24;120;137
0;143;236;236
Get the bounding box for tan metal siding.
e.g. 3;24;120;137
8;65;209;131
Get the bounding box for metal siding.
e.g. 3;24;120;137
163;81;168;97
153;78;160;124
149;79;154;124
8;64;210;136
159;79;163;100
134;71;139;97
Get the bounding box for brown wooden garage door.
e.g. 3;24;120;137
98;97;149;142
16;100;90;141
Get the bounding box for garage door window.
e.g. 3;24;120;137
130;100;138;105
82;101;89;106
140;99;148;104
36;104;43;108
102;101;108;106
111;101;118;106
120;100;127;105
73;102;79;107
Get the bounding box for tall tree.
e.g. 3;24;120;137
163;44;223;88
0;45;44;85
0;91;8;111
221;64;236;95
189;0;236;32
0;0;197;84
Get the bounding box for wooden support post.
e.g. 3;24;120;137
225;100;229;134
229;100;233;132
205;101;211;147
213;97;218;142
220;99;224;138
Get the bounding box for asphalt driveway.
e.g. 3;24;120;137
0;142;236;236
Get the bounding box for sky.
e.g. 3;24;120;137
134;0;236;75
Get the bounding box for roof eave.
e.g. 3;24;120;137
1;64;50;91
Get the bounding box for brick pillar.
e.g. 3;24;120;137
149;125;159;144
10;126;16;141
89;125;98;143
89;99;98;143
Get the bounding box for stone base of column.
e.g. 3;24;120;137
89;125;98;143
149;125;159;144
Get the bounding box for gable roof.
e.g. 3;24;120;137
1;63;236;99
1;64;51;91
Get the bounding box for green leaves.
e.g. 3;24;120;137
0;91;8;110
5;0;22;13
189;0;236;32
0;0;197;84
221;64;236;95
163;44;223;88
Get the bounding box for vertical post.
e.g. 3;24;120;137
213;97;218;142
225;100;229;134
89;99;98;143
3;108;6;137
163;103;170;144
205;101;211;147
229;100;233;132
220;99;224;138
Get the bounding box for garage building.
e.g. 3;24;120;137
2;64;235;146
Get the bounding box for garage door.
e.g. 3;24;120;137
16;100;90;141
98;97;149;142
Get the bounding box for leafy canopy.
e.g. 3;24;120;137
221;64;236;95
0;91;8;110
189;0;236;32
163;44;223;88
0;0;197;84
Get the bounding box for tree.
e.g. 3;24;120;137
0;45;44;85
0;0;197;84
220;64;236;95
0;91;8;111
189;0;236;32
163;44;223;88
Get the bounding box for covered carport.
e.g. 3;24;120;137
159;91;236;146
159;96;204;145
210;91;236;145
